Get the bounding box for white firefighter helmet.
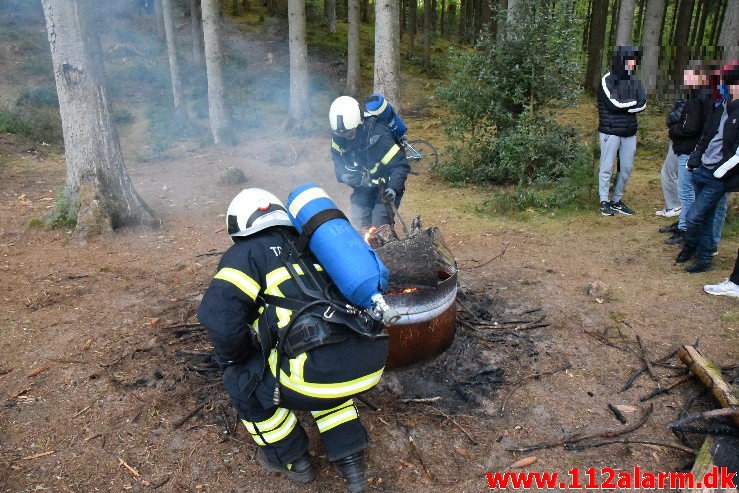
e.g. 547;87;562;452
329;96;363;135
226;188;293;239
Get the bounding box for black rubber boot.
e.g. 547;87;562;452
333;451;367;493
257;448;315;484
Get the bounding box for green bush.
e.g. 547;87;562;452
435;0;590;211
43;188;77;229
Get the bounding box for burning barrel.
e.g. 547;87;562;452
370;224;458;370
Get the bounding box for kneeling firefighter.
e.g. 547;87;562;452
197;188;390;492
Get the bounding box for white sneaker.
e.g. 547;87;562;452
663;207;681;218
655;209;666;216
703;279;739;298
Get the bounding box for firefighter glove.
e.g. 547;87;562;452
687;156;701;171
383;188;397;201
340;173;361;187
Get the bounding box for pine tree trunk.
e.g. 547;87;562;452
41;0;158;238
346;0;361;96
615;0;636;45
423;0;431;67
285;0;310;131
374;0;402;111
718;0;738;60
584;0;608;95
162;0;187;122
191;0;204;67
641;0;666;95
326;0;337;33
672;0;694;82
408;0;416;59
202;0;234;144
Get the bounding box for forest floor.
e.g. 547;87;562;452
2;6;739;493
2;116;739;492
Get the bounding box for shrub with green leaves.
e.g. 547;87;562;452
436;0;592;211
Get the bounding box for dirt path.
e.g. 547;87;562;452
0;127;737;492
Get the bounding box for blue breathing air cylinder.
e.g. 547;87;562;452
286;184;389;308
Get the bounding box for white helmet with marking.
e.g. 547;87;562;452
226;188;293;239
329;96;363;135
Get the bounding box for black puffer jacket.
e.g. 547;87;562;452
668;87;713;155
597;46;647;137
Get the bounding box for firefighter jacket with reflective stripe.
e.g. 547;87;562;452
332;116;410;192
197;228;388;399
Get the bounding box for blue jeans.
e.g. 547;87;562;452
679;156;728;246
684;166;728;262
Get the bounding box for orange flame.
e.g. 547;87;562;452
363;226;378;243
386;287;422;295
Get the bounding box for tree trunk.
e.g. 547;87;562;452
326;0;337;33
408;0;416;59
422;0;431;67
672;0;694;83
709;0;726;47
162;0;188;123
689;0;707;46
641;0;665;95
607;0;619;49
584;0;608;95
346;0;361;96
190;0;204;67
202;0;234;144
718;0;738;61
633;0;645;41
154;0;165;38
615;0;636;44
285;0;310;131
374;0;402;111
40;0;157;238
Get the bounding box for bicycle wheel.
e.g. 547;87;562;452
405;139;439;175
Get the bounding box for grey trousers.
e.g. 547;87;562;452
599;132;637;203
660;143;680;210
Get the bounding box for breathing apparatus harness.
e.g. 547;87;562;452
261;228;387;405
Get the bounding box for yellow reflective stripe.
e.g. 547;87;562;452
288;187;330;218
268;350;384;398
242;409;298;446
368;162;380;174
314;407;358;433
380;143;400;164
264;265;308;328
332;140;343;153
290;352;308;380
243;407;290;434
311;399;354;418
214;268;260;301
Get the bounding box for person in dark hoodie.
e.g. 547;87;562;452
676;62;739;273
597;46;647;216
663;61;721;246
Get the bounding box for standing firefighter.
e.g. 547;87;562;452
329;95;411;229
197;188;390;492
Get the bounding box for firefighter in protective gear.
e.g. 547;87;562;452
197;188;388;492
329;96;411;229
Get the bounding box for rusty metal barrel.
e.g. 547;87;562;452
383;271;458;370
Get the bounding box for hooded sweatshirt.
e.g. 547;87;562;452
597;46;647;137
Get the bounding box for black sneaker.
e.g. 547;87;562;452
257;448;315;484
600;201;615;216
665;230;685;245
676;246;696;263
610;200;635;215
659;221;680;233
685;261;712;273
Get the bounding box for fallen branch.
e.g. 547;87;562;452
565;437;696;455
636;335;658;381
118;457;140;477
398;397;442;404
500;363;572;414
408;435;433;479
639;374;693;402
678;345;739;427
22;450;55;460
195;250;225;257
505;404;653;453
607;403;627;424
171;404;204;430
458;243;509;270
421;404;478;445
619;347;680;393
667;407;739;429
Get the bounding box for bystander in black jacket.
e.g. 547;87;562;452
597;46;647;137
669;86;714;156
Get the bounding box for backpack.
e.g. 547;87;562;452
365;94;408;144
